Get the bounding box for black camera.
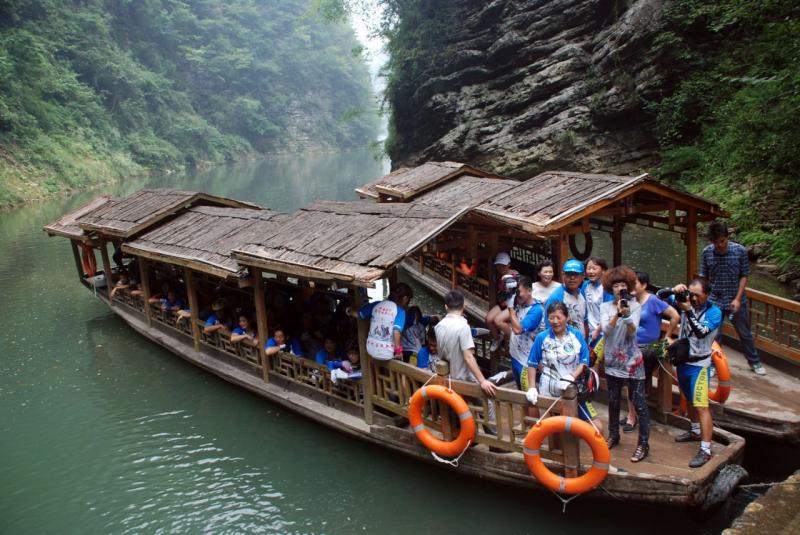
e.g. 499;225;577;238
674;290;690;303
619;290;632;309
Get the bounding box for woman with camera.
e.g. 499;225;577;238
601;265;650;462
657;279;722;468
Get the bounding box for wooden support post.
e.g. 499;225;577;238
252;268;270;383
70;240;84;281
352;286;374;425
686;208;698;281
138;256;152;326
656;362;675;421
184;267;202;352
488;232;499;300
557;230;570;277
419;253;425;274
560;384;580;478
99;240;113;300
612;216;623;267
435;360;455;440
451;259;458;289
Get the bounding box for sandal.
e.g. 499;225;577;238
630;443;649;463
605;435;620;449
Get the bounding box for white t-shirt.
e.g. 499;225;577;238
362;300;402;361
435;313;476;382
584;281;605;332
532;281;561;304
509;301;544;366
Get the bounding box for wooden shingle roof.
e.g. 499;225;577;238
43;195;115;241
355;161;504;200
77;189;260;238
123;206;287;279
412;175;520;208
234;200;468;285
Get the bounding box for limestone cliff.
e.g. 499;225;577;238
386;0;668;178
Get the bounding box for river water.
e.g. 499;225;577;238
0;149;777;534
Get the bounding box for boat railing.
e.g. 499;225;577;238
110;287;145;313
727;288;800;363
369;358;582;468
267;351;363;408
194;319;262;370
420;253;491;301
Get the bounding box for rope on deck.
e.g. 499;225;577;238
738;480;800;489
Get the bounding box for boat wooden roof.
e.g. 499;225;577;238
355;161;505;201
122;206;287;279
76;189;260;238
43;195;115;241
358;164;729;234
234;200;468;286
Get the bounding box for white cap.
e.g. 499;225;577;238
494;252;511;265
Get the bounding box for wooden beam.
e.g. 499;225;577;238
352;286;374;425
557;230;570;274
70;240;84;282
656;363;675;419
138;256;152;327
99;240;114;300
488;232;499;299
612;217;623;267
184;267;202;352
560;385;580;479
686;208;698;281
252;268;270;383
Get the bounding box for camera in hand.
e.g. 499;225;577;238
619;290;632;309
504;276;518;309
674;289;690;303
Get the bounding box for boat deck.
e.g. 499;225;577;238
400;258;800;443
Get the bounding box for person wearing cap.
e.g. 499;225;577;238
543;259;588;341
485;251;519;352
203;299;231;335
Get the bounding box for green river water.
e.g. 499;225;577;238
0;149;782;534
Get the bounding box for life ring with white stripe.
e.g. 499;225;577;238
708;341;731;403
408;385;475;458
459;259;478;278
523;415;610;494
80;243;97;277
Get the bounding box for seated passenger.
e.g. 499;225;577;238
345;343;360;372
299;312;324;357
415;323;439;372
160;290;186;312
110;272;138;298
203;299;231;334
264;326;304;356
148;282;170;304
314;335;351;371
230;314;258;344
485;252;520;352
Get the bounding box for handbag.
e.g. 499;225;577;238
667;338;691;366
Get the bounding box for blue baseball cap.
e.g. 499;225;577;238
562;259;585;274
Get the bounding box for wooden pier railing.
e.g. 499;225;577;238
725;288;800;364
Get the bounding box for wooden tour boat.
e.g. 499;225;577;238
46;175;794;508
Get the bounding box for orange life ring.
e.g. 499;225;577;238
708;341;731;403
408;385;475;458
80;244;97;277
523;416;610;494
676;342;731;413
459;259;478;278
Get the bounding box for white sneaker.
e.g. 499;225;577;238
489;332;504;352
751;362;767;376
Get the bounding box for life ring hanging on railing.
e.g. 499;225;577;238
408;385;475;458
80;243;97;278
677;341;732;413
568;232;593;261
459;258;478;278
523;415;610;495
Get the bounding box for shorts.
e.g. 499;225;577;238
512;359;528;390
578;400;598;422
677;364;709;408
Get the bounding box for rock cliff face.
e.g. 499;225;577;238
387;0;668;177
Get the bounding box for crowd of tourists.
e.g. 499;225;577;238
357;220;764;469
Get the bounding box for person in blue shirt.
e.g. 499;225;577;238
314;335;352;371
349;283;412;361
203;299;231;335
230;314;258;345
658;278;722;468
264;326;304;357
544;259;589;341
160;289;186;312
415;323;439;371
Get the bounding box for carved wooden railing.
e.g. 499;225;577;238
193;319;262;370
110;287;145;313
268;351;363;407
724;288;800;363
419;253;491;301
368;358;581;470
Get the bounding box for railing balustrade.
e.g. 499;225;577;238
193;319;262;370
726;288;800;363
268;351;363;406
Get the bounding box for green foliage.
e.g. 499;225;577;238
651;0;800;274
0;0;378;206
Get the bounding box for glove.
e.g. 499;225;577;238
526;387;538;405
279;344;287;350
488;370;507;383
